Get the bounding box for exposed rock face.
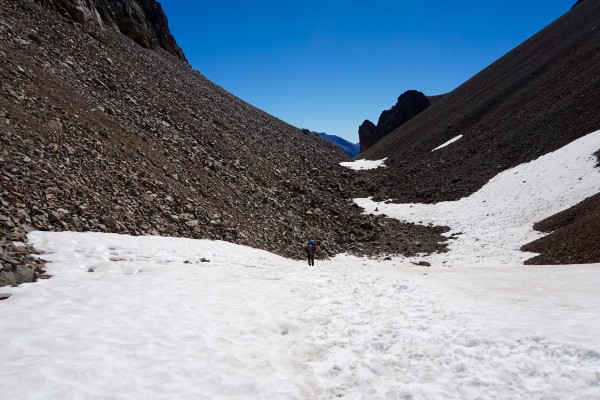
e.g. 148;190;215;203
359;90;431;152
35;0;187;62
377;90;431;137
358;120;377;153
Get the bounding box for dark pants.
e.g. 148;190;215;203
307;254;314;266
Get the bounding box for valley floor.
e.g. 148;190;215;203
1;231;599;399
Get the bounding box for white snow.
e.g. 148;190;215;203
357;129;600;266
2;130;600;399
340;157;386;170
0;232;599;399
432;134;463;151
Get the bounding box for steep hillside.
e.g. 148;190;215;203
0;0;447;279
356;0;600;263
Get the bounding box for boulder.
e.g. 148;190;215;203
14;265;34;284
0;270;16;287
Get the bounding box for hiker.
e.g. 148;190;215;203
306;239;317;266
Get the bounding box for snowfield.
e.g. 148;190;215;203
1;130;600;399
340;157;386;170
1;232;599;399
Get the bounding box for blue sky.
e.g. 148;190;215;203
160;1;574;142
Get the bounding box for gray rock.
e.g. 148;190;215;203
100;215;116;229
48;211;62;223
0;270;16;287
1;255;19;266
14;265;34;284
179;213;193;221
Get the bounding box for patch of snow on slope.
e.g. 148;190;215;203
432;134;463;151
356;129;600;266
340;157;386;170
1;231;598;399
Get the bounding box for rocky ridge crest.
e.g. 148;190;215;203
359;90;432;152
35;0;187;62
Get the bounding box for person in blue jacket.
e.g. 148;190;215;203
306;239;317;266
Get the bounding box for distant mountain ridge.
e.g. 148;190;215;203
315;132;359;158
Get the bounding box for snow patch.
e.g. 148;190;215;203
432;134;463;151
340;157;386;170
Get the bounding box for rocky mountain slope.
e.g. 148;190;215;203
357;0;600;263
0;0;449;285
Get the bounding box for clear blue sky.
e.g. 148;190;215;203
160;1;574;142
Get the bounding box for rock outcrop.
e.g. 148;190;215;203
359;90;431;152
358;120;378;153
35;0;187;62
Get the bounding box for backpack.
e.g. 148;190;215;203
307;240;315;255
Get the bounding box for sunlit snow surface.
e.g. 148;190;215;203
0;232;599;399
340;157;386;170
357;129;600;266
